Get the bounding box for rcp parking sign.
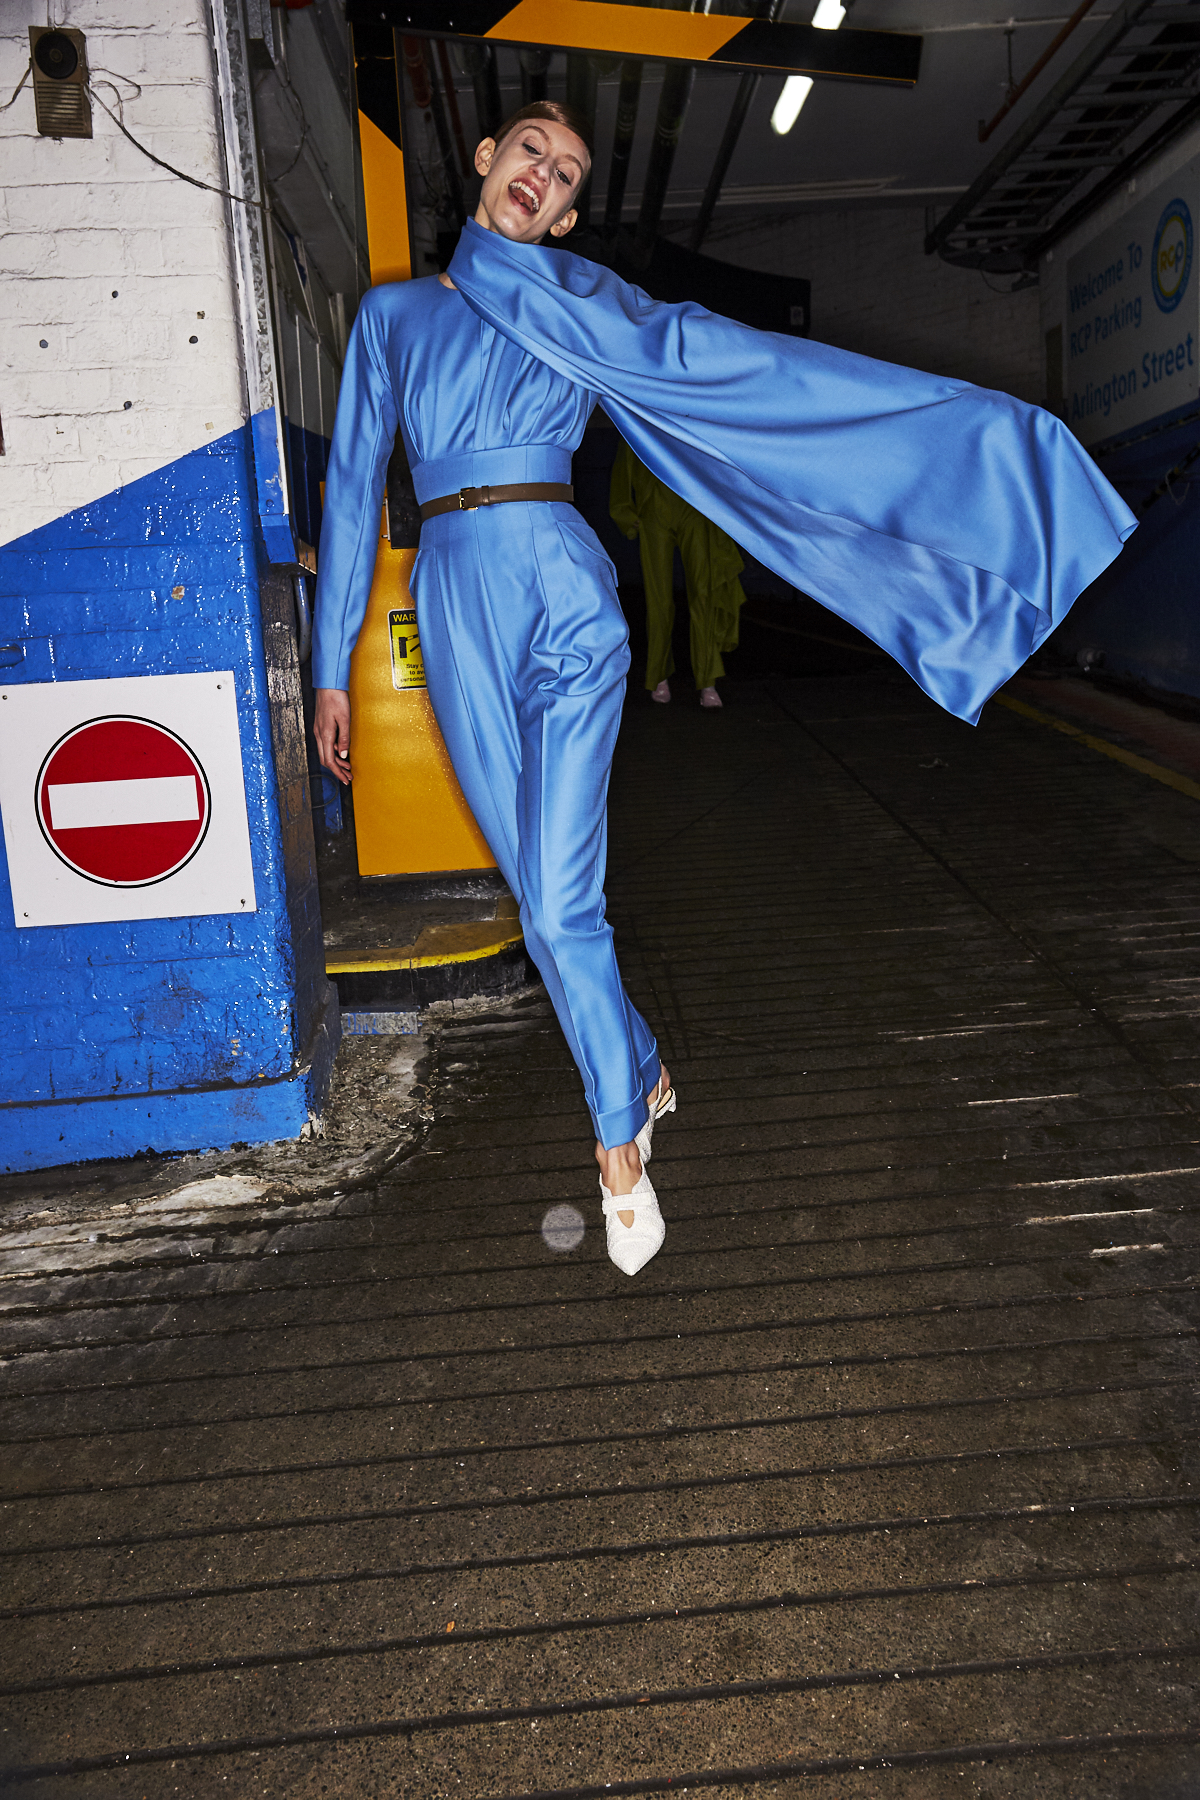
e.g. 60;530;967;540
1066;160;1200;446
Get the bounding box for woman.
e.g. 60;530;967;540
314;103;672;1277
313;100;1135;1278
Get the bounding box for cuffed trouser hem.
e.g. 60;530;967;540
594;1092;652;1151
636;1038;662;1100
592;1039;663;1149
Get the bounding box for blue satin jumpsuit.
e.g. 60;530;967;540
312;276;661;1150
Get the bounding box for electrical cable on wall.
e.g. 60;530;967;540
265;118;309;186
0;61;31;110
86;80;269;213
6;43;270;211
7;55;269;214
9;45;347;343
89;64;330;245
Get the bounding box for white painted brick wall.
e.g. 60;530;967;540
698;207;1044;403
0;0;247;547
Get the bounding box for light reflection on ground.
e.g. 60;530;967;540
541;1201;585;1252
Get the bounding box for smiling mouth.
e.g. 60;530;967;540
509;179;541;216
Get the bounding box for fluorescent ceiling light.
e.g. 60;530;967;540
771;75;813;133
770;0;846;135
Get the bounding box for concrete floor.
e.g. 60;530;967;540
2;668;1199;1798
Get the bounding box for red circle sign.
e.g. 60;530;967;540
36;715;211;887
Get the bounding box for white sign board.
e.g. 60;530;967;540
1066;160;1200;446
0;672;258;928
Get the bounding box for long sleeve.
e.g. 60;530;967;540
448;220;1136;726
311;289;400;691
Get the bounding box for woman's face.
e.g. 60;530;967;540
473;119;590;243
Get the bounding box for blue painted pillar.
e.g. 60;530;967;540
0;1;338;1172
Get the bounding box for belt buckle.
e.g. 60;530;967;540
458;486;489;511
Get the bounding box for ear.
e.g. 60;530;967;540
474;137;496;177
549;209;578;239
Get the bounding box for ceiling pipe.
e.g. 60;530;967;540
425;44;466;224
566;53;599;227
520;46;550;105
566;52;598;125
632;0;714;266
461;41;501;140
403;36;465;225
402;33;431;108
690;0;785;252
435;39;470;173
978;0;1099;142
604;58;643;239
633;60;697;266
689;72;755;251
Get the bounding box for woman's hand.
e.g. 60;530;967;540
314;688;352;785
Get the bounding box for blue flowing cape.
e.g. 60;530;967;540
448;219;1136;725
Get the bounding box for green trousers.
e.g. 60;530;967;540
610;441;746;691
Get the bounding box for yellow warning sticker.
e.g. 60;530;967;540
389;609;426;690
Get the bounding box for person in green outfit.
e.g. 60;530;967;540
609;439;747;709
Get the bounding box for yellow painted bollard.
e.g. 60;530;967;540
347;515;495;877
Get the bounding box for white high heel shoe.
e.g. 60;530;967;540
600;1164;666;1276
635;1080;677;1166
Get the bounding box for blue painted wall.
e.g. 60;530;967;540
0;422;338;1173
1053;405;1200;702
284;420;345;840
287;420;330;553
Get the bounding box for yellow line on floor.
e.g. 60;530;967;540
326;930;524;976
995;692;1200;803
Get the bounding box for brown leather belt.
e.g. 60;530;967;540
419;481;573;520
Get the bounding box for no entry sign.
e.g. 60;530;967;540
37;717;211;886
0;673;257;928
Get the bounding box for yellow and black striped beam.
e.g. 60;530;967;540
350;18;414;284
349;0;921;87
